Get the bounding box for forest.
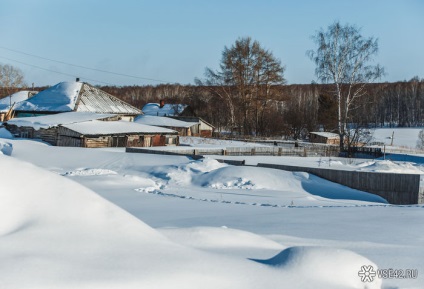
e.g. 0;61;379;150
98;78;424;139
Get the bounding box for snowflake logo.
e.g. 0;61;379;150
358;265;376;282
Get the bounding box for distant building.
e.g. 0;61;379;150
169;116;215;137
142;100;195;117
13;81;141;120
4;112;178;148
309;132;340;145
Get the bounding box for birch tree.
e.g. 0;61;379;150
307;21;384;149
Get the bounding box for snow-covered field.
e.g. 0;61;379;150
1;131;423;289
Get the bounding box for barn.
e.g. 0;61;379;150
13;81;141;120
309;132;340;145
4;112;178;148
58;120;178;148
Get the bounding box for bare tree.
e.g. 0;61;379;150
196;37;285;135
0;64;26;107
307;21;384;149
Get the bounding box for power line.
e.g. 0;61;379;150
0;56;114;85
0;46;174;84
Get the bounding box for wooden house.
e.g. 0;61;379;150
4;111;178;148
309;132;340;145
134;115;198;136
13;81;141;120
58;120;178;148
170;116;215;137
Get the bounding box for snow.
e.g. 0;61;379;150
370;127;423;148
62;120;176;135
14;82;82;112
142;102;188;116
0;127;13;139
0;140;12;155
5;111;116;130
0;91;34;112
310;131;339;138
1;134;424;288
134;115;194;128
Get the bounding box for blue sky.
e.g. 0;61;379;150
0;0;423;86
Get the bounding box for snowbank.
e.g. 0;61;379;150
252;246;382;289
0;127;13;139
0;140;12;155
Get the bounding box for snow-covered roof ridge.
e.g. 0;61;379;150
14;82;83;112
134;115;194;128
13;81;142;115
62;120;177;135
142;102;188;116
6;111;116;130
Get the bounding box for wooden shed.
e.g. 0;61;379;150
58;120;178;148
170;116;215;137
309;132;340;145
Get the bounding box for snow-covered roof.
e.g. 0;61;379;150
62;120;177;135
6;112;116;130
142;103;188;116
310;132;339;139
0;91;37;112
14;81;141;115
134;115;194;128
14;82;82;112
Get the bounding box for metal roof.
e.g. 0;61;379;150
75;83;141;115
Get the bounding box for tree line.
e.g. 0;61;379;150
98;79;424;138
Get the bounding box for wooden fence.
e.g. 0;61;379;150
257;163;424;205
126;145;340;157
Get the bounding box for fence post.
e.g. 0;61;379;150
278;147;282;156
251;148;256;156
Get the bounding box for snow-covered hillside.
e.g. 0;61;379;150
1;136;423;288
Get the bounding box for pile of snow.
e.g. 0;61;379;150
0;140;12;155
0;155;255;289
0;127;13;139
355;160;424;174
251;246;382;289
14;82;82;112
1;154;384;288
370;128;423;148
143;158;387;203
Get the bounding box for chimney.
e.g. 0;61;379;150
159;99;165;108
76;77;80;82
